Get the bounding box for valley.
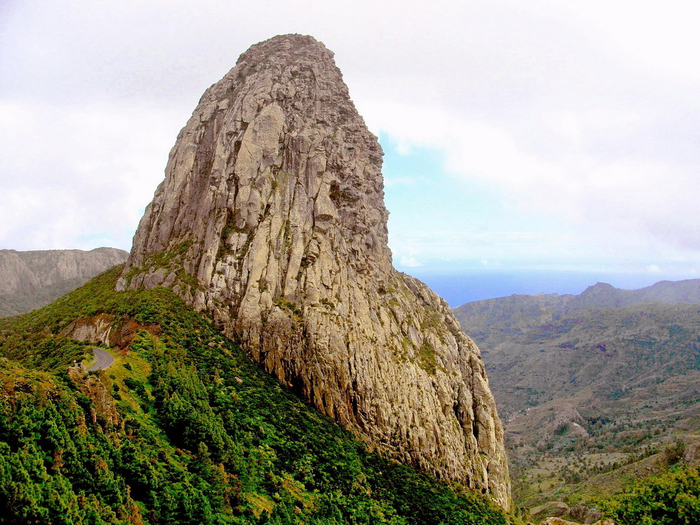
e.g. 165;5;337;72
455;281;700;522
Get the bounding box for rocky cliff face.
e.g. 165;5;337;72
0;248;128;316
117;34;510;508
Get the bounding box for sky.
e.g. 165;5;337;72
2;0;700;304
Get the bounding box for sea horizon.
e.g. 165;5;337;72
405;269;697;308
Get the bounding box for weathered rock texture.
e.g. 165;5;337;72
60;313;158;353
0;248;128;316
117;34;510;508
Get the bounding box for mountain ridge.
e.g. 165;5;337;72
0;247;128;317
0;265;510;523
453;278;700;517
454;278;700;342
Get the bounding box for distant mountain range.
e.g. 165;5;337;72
453;279;700;517
455;279;700;343
0;248;128;316
454;277;700;419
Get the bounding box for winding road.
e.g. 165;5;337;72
87;347;114;371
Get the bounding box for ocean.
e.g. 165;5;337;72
406;270;686;307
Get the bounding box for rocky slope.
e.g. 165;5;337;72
0;247;128;316
117;34;510;508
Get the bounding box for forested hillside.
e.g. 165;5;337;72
0;266;508;524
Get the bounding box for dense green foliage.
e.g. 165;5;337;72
0;266;508;524
600;466;700;525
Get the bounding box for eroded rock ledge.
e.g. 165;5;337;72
117;34;511;509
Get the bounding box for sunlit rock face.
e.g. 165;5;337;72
118;34;510;509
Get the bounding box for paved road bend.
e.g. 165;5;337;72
88;347;114;371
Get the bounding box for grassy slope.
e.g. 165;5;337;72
0;266;509;525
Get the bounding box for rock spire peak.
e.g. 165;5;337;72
118;35;510;509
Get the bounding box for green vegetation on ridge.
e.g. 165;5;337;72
600;465;700;525
0;266;508;524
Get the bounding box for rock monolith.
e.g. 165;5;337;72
118;34;510;509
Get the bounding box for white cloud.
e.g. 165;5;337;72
361;76;700;258
0;100;182;250
399;256;422;268
561;1;700;85
0;0;698;279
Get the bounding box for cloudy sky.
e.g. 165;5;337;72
2;1;699;303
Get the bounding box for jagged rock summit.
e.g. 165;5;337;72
118;34;510;508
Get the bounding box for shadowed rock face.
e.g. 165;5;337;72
118;34;510;508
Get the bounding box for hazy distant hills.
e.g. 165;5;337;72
454;278;700;416
0;248;128;317
458;299;700;416
454;279;700;514
455;279;700;344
